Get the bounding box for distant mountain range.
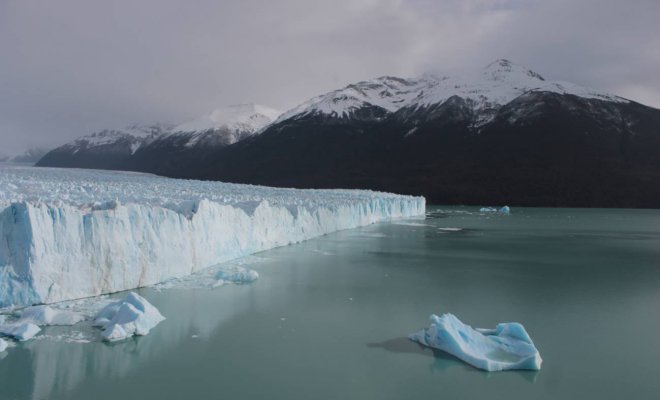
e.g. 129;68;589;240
37;104;280;171
38;60;660;207
1;148;50;164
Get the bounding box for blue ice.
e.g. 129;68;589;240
409;313;542;371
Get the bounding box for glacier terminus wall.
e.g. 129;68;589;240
0;165;425;308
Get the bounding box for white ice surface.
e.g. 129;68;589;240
409;313;542;372
93;292;165;341
0;165;424;307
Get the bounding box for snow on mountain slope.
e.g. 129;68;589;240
171;104;281;147
65;123;173;155
275;59;628;123
0;165;424;308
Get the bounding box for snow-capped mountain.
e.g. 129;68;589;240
38;60;660;207
276;59;626;125
37;104;279;170
71;124;172;154
174;104;280;142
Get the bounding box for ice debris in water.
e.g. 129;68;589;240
17;305;85;326
0;338;7;352
408;313;542;372
480;206;510;214
215;267;259;286
0;322;41;341
93;292;165;342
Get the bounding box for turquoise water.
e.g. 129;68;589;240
1;206;660;399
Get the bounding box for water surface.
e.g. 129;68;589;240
1;206;659;400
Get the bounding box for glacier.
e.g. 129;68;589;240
409;313;542;372
93;292;165;341
0;165;424;308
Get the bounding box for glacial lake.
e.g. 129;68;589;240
1;206;660;400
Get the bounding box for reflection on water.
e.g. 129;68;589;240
1;206;660;400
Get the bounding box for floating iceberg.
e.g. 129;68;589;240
93;292;165;341
17;305;85;326
0;165;424;307
216;267;259;285
409;313;542;372
0;321;41;341
0;338;7;352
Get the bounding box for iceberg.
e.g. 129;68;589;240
93;292;165;341
0;321;41;341
0;338;7;352
409;313;542;372
0;165;424;307
216;267;259;285
17;305;85;326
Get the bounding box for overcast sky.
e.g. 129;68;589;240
1;0;658;154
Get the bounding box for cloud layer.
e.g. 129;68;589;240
1;0;658;153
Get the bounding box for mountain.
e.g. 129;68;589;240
1;148;51;165
38;60;660;207
191;60;660;208
37;123;173;170
8;148;51;164
37;104;280;171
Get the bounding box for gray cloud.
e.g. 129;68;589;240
1;0;658;154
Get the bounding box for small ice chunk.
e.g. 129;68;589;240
0;322;41;341
216;267;259;284
408;313;542;372
480;206;510;214
0;338;7;352
18;305;85;326
93;292;165;342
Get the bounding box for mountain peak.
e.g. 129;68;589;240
483;59;545;81
174;103;281;133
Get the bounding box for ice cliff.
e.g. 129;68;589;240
0;165;425;307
